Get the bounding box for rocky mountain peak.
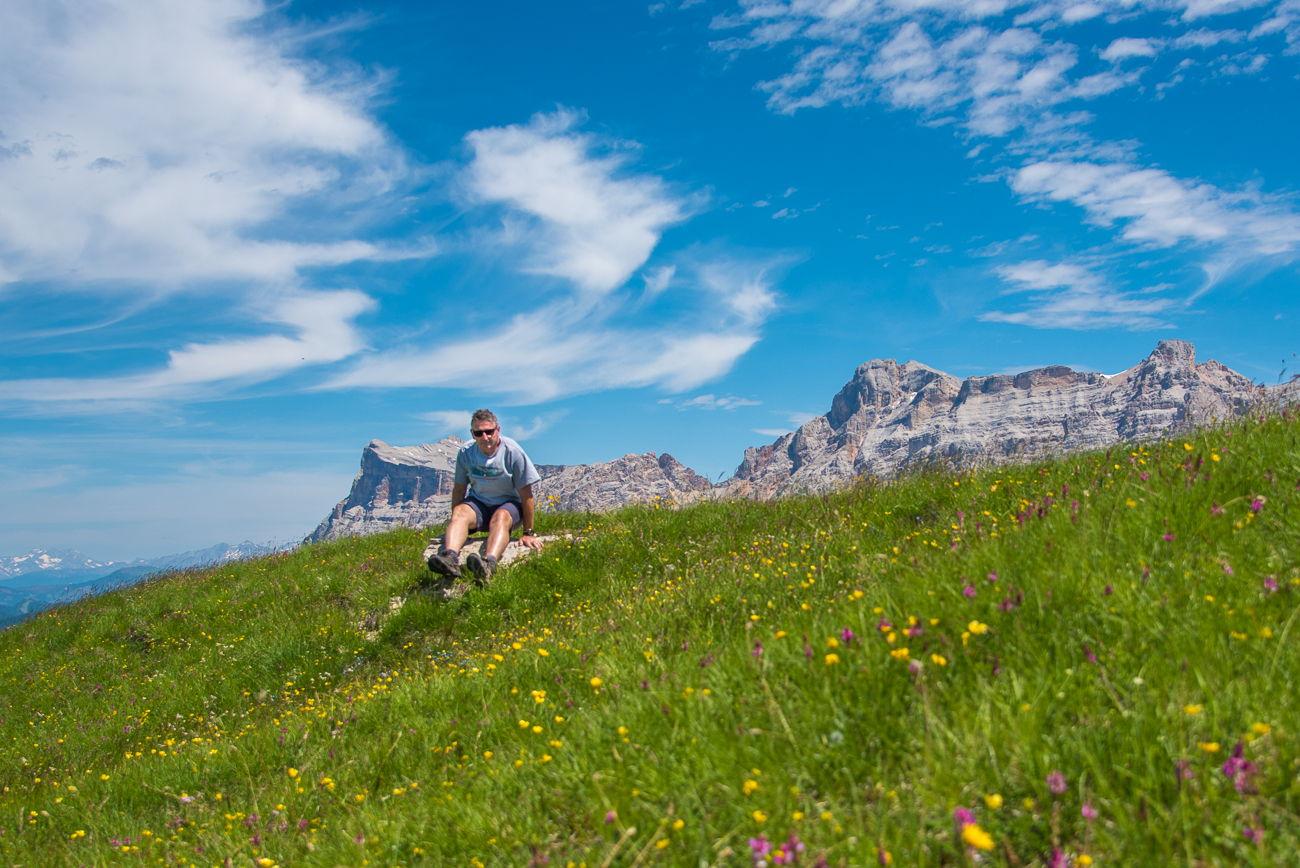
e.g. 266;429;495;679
723;340;1262;500
306;341;1273;544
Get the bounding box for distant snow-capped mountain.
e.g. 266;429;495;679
0;549;116;580
0;540;279;629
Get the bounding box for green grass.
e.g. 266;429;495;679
2;410;1299;867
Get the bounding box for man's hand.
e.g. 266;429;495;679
516;484;542;550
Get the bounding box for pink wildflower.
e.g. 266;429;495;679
1046;770;1067;795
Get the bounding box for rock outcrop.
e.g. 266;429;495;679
535;452;712;513
307;340;1271;543
306;438;462;543
307;439;713;543
724;339;1262;499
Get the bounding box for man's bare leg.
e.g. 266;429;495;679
443;504;479;553
484;509;514;561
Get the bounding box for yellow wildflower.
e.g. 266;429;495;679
967;621;988;635
824;653;840;665
590;677;602;687
1183;704;1203;716
743;779;760;795
890;648;909;660
931;654;947;667
962;824;994;851
752;810;768;823
984;793;1003;810
1198;741;1220;753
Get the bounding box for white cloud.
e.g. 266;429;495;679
0;0;439;409
463;109;694;294
0;0;409;289
752;427;793;437
1173;27;1247;48
1012;161;1300;254
419;409;473;436
330;244;789;401
325;118;790;402
0;290;374;405
1100;37;1160;61
982;260;1176;329
503;410;570;440
678;394;762;410
706;0;1300;328
642;265;677;297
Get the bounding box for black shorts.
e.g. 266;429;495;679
463;494;522;531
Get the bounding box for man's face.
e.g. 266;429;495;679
470;420;500;453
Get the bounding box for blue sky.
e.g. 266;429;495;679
1;0;1297;559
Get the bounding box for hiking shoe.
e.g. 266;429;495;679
427;547;461;579
464;552;494;587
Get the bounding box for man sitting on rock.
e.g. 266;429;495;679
427;409;544;583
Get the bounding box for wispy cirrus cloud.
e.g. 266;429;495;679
0;290;375;407
417;408;568;440
982;260;1175;329
463;109;696;294
332;111;790;402
0;0;432;407
1012;161;1300;254
702;0;1300;329
0;0;413;288
1;12;783;412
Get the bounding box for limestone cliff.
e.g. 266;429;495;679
307;340;1271;543
306;438;462;542
307;438;712;543
724;339;1261;499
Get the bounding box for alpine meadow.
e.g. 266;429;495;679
2;407;1298;868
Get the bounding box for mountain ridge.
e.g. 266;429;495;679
307;340;1283;543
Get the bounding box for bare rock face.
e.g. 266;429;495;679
307;439;713;543
535;452;712;512
724;340;1261;499
307;340;1268;543
306;437;463;542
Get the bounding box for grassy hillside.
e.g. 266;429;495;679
2;411;1298;868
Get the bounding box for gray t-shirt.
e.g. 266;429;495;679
453;435;541;506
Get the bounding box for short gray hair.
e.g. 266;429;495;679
470;408;498;428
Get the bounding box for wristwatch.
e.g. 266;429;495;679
521;528;535;536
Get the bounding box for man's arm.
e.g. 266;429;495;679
516;484;543;550
451;483;467;509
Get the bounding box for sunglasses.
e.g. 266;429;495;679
471;427;498;438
